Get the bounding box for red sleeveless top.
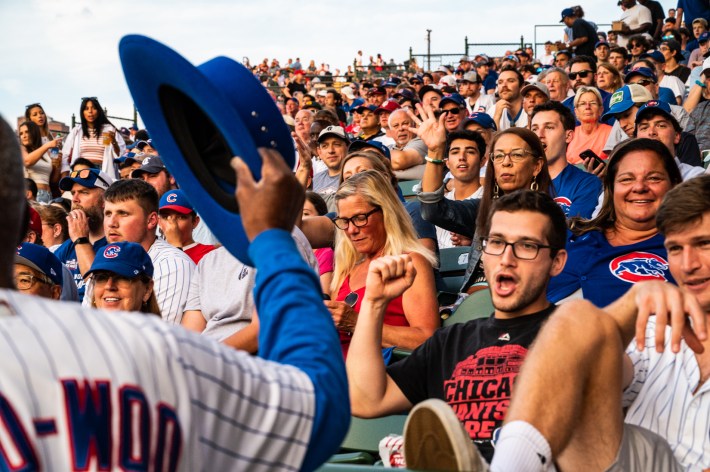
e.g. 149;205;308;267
336;275;408;358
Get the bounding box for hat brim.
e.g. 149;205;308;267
86;260;152;279
119;35;294;266
159;205;193;215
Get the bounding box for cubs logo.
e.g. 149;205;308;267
103;245;121;259
554;196;572;216
609;252;668;283
166;193;178;203
143;157;151;166
646;100;659;107
15;246;22;254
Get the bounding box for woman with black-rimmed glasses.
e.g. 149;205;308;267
326;170;439;358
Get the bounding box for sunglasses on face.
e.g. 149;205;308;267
568;70;593;80
442;107;462;115
635;79;655;86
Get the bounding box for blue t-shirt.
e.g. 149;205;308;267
552;164;602;219
678;0;710;27
547;231;674;307
54;237;108;301
658;87;677;105
482;71;498;94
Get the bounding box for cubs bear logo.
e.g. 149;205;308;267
554;197;572;216
103;245;121;259
609;252;668;283
166;192;178;203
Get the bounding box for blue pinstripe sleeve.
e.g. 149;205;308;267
248;229;349;471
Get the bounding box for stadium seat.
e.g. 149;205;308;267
397;179;420;201
442;288;493;327
437;246;470;295
328;414;408;465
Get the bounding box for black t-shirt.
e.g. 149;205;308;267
287;81;307;96
667;65;691;84
387;304;556;462
572;18;598;58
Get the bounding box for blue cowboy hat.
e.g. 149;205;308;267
119;35;294;265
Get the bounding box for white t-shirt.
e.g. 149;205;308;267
436;186;484;249
617;4;653;48
466;94;496;115
486;104;529;130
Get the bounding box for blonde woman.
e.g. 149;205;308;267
567;86;612;164
326;170;439;358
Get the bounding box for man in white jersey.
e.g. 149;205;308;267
102;179;195;324
0;115;349;471
406;176;710;471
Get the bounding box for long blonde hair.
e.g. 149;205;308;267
331;170;436;293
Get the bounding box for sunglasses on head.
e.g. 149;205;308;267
568;70;593;80
81;96;98;102
70;168;110;187
25;103;41;110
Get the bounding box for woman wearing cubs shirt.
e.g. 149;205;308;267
84;241;161;316
547;138;682;307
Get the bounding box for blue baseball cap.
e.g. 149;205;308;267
601;84;653;121
636;100;679;127
119;35;295;266
15;243;63;287
86;242;154;279
464;112;497;131
159;189;194;214
624;67;657;83
440;93;466;108
700;32;710;43
58;168;114;191
560;7;574;22
640;50;665;64
352;104;378;114
348;140;391;160
595;40;609;49
114;152;142;166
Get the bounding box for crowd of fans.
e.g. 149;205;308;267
13;0;710;469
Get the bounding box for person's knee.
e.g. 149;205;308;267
541;300;621;351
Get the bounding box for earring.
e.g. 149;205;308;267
493;182;500;199
530;175;539;191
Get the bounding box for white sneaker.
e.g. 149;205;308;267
403;399;488;471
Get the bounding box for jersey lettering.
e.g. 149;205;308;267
0;392;39;471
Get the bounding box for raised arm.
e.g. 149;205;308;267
347;255;416;417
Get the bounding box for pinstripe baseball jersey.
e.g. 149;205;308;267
623;317;710;470
0;229;349;471
147;238;195;325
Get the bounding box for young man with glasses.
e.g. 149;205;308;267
54;168;115;301
346;190;568;466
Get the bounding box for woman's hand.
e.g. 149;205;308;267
325;300;359;333
364;255;417;305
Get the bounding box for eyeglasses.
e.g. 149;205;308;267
91;271;136;287
25;103;41;109
659;46;671;52
441;107;462;115
490;149;536;163
630;43;642;49
634;79;655;86
568;70;593;80
70;168;111;187
480;237;555;260
15;274;52;291
333;208;382;230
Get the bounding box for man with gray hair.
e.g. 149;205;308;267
389;108;427;180
539;67;571;102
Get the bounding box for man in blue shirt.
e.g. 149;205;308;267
530;101;602;219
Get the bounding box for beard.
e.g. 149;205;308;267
72;203;103;234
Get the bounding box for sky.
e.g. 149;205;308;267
0;0;675;130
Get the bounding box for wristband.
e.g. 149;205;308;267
425;155;445;165
73;237;90;245
696;79;707;88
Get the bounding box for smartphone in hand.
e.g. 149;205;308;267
579;149;606;169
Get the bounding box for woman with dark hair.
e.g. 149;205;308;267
414;103;553;294
547;138;682;307
18;121;61;203
25;103;53;141
61;97;126;173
